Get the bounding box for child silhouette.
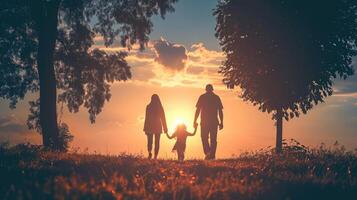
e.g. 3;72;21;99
166;123;197;161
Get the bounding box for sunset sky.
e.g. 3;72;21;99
0;0;356;159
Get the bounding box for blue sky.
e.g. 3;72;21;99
150;0;220;50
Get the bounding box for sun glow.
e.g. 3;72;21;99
166;106;194;133
163;105;204;158
172;118;189;130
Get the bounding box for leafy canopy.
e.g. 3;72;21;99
0;0;178;124
214;0;356;120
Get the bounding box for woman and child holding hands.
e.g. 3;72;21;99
143;84;224;161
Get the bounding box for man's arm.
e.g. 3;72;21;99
188;125;198;136
194;96;202;128
194;107;200;128
218;96;224;130
218;108;224;130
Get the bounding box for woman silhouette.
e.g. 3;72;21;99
143;94;168;159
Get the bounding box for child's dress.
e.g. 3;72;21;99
171;130;190;153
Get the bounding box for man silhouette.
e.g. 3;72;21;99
194;84;223;160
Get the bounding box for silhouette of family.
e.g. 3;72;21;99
143;84;223;161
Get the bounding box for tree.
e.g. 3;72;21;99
0;0;178;150
214;0;356;152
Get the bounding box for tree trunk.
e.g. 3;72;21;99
275;108;283;153
36;1;60;150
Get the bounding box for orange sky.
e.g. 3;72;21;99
1;37;356;159
0;40;357;158
63;80;356;159
0;0;356;159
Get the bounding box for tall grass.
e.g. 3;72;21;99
0;140;356;200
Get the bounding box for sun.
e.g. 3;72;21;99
165;102;195;133
167;114;192;132
173;118;187;128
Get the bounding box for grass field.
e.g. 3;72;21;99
0;140;356;200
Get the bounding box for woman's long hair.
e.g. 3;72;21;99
149;94;163;112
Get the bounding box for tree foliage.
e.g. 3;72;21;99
0;0;178;128
214;0;356;120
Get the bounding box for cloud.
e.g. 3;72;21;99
333;92;357;98
153;38;188;71
131;65;156;82
92;37;226;89
125;52;157;82
147;41;225;89
186;66;204;75
0;115;40;144
0;115;28;134
0;117;11;127
333;74;357;98
333;57;357;97
93;37;356;95
186;43;224;79
188;43;224;67
181;79;197;85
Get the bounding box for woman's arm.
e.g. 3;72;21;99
161;107;168;133
166;132;175;139
143;106;149;132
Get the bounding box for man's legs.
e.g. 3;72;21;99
147;133;153;159
209;126;218;159
201;125;210;159
154;133;161;159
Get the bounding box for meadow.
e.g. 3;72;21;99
0;140;356;200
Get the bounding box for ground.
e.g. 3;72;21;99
0;140;356;200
